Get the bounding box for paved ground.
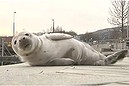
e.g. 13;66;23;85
0;57;129;86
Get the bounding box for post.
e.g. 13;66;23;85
121;1;125;49
2;38;4;56
52;19;55;33
13;12;16;36
127;1;129;40
126;1;129;49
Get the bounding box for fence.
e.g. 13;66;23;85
0;56;21;66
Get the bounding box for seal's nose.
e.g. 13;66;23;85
19;37;26;42
18;36;31;50
23;37;25;39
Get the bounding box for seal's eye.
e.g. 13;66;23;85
25;33;29;36
14;40;17;45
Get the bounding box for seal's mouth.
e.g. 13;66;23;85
24;43;31;49
18;37;32;50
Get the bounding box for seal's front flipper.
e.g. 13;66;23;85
47;58;75;66
45;33;73;40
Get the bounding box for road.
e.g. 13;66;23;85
0;57;129;85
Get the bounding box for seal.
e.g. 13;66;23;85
12;31;128;66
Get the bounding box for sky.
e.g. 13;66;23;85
0;0;112;36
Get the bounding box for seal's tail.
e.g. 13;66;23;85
105;49;128;65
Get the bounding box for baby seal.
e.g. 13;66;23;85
12;31;128;66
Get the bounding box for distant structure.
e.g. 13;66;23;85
13;12;16;36
52;19;55;33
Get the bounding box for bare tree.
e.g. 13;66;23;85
108;0;128;39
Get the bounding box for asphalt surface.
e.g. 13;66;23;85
0;57;129;86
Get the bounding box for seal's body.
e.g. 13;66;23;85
12;32;128;66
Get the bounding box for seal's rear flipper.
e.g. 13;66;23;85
105;49;128;65
94;49;128;66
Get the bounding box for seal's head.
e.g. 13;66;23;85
12;32;38;56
